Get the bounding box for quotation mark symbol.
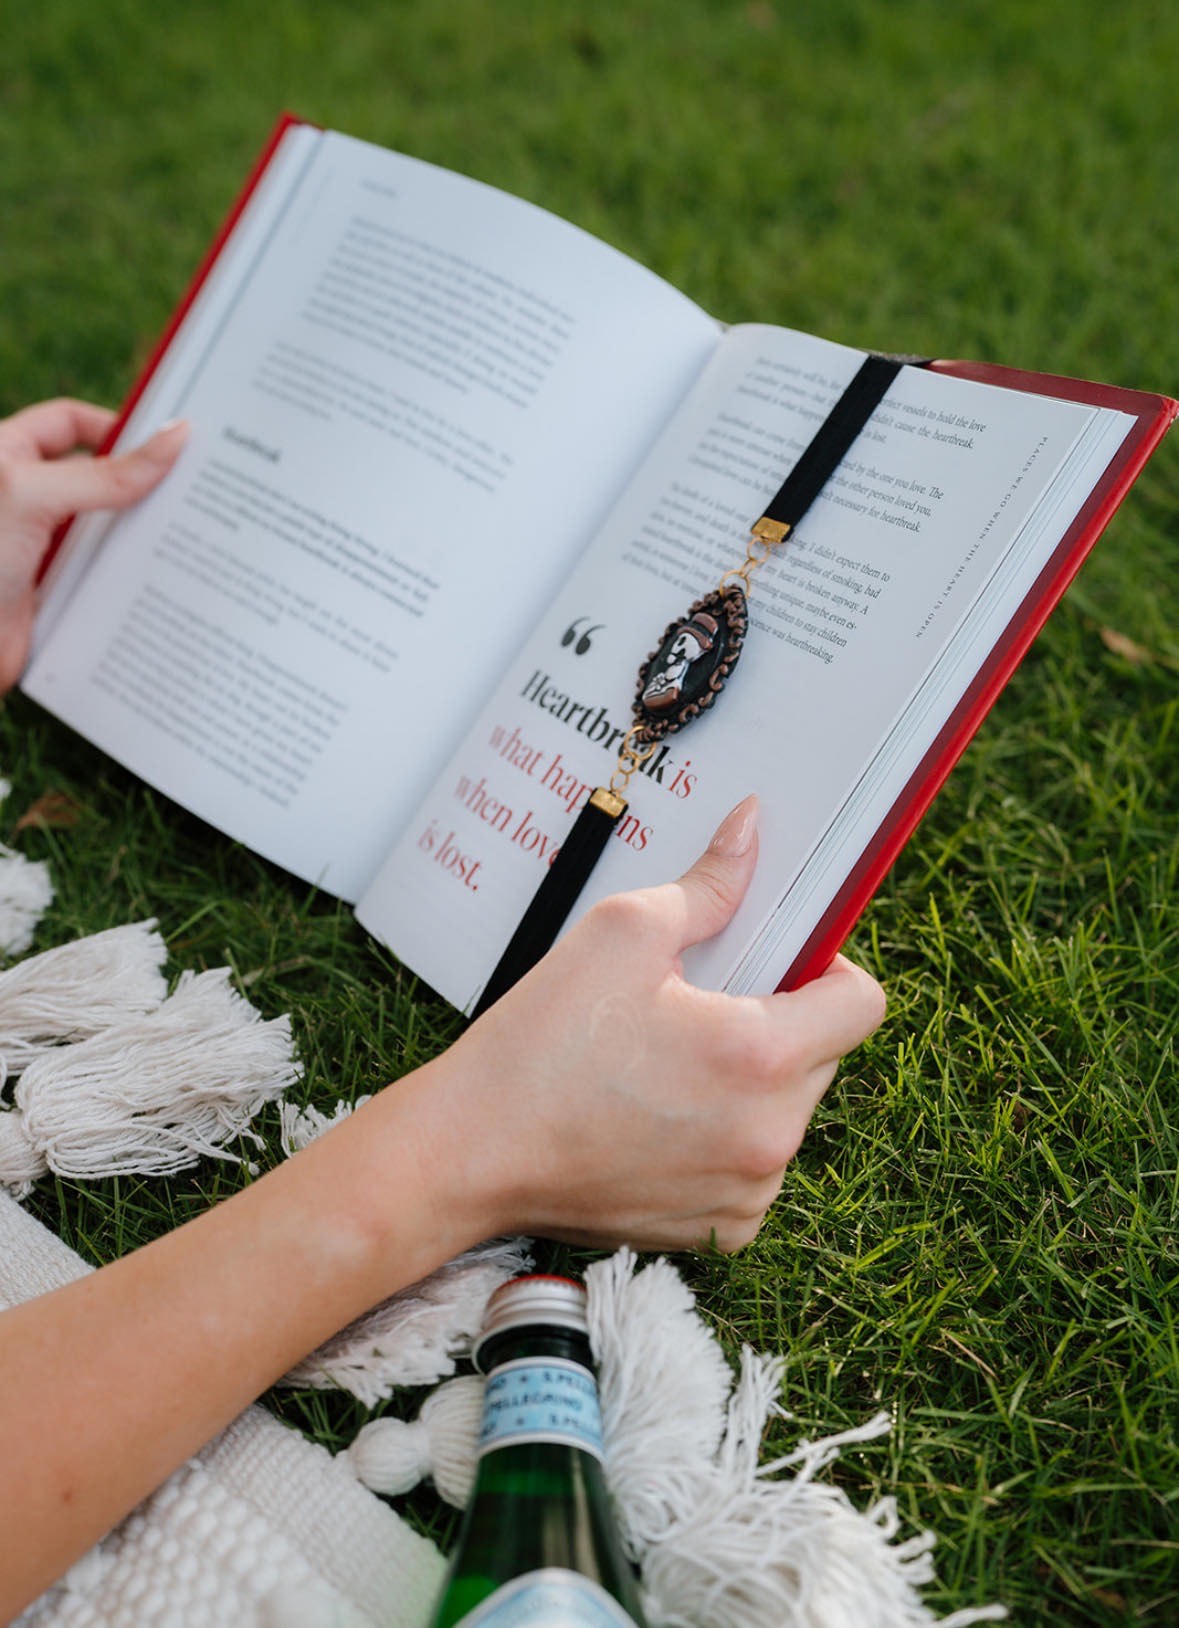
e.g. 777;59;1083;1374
561;617;603;656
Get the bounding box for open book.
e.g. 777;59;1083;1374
25;116;1176;1013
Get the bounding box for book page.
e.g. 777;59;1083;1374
357;324;1129;1009
24;129;718;900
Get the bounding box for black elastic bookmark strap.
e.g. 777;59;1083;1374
760;354;904;531
472;352;917;1020
471;795;622;1019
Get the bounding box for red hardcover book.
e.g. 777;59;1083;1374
26;118;1176;1013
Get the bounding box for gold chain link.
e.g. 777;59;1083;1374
719;519;792;593
608;724;659;796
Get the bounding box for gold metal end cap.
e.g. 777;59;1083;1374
590;786;628;819
751;516;790;545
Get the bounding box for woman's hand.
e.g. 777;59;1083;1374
0;398;187;689
398;795;886;1259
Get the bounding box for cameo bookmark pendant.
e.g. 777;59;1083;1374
471;353;910;1018
634;586;748;741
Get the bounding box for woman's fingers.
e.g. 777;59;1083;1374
0;398;118;458
760;953;887;1067
9;420;188;526
656;793;761;952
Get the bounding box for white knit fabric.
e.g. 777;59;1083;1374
0;1190;445;1628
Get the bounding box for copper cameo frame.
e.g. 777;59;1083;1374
632;583;748;745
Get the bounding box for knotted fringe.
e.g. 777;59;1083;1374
284;1234;534;1403
348;1374;485;1508
0;920;168;1086
0;967;301;1199
588;1250;1006;1628
0;861;1002;1624
0;779;54;958
0;845;53;959
278;1095;372;1155
344;1250;1006;1627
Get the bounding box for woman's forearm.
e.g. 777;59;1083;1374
0;1059;479;1619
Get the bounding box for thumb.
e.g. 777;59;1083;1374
20;419;189;526
671;793;759;951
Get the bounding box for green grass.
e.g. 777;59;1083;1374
2;0;1178;1621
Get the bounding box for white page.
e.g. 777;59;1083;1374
357;325;1128;1009
25;130;718;900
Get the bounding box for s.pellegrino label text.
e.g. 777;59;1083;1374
478;1357;604;1460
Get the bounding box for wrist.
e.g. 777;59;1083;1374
331;1054;512;1297
384;1042;527;1254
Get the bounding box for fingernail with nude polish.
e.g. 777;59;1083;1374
708;794;758;858
138;419;190;461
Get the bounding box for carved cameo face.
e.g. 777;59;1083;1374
640;612;722;714
634;587;747;740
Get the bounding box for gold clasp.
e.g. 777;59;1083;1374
751;516;790;546
609;724;659;796
719;516;791;593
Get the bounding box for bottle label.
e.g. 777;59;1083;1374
479;1357;604;1460
452;1568;640;1626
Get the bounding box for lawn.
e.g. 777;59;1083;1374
2;1;1177;1621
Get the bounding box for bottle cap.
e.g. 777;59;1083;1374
473;1274;589;1371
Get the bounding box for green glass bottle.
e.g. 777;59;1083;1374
428;1274;648;1627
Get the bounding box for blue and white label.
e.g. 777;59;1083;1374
454;1568;640;1626
479;1358;604;1459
